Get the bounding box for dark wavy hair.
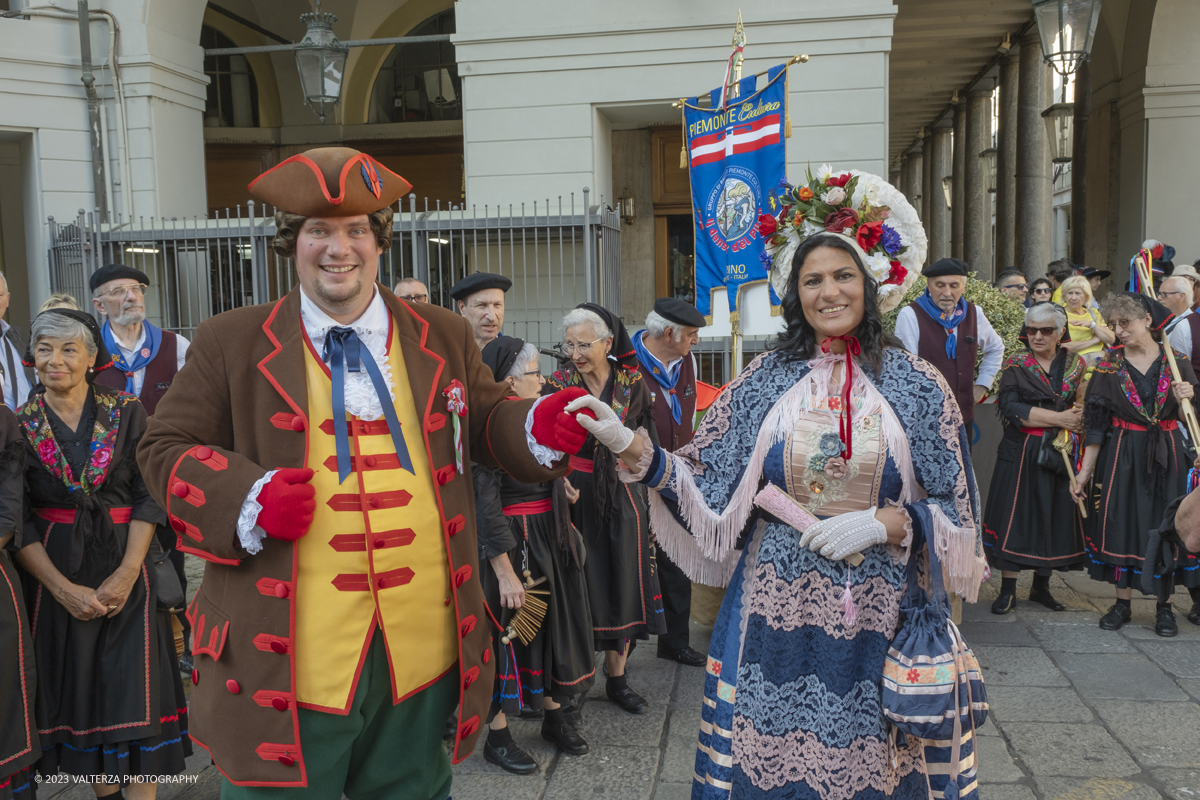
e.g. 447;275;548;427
271;207;394;259
772;233;903;372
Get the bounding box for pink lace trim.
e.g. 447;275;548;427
745;563;901;638
731;715;923;799
618;428;655;484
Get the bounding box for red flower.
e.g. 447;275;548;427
827;173;852;188
906;668;921;684
797;186;814;202
856;221;883;251
91;448;111;469
824;208;860;234
758;213;777;237
885;261;908;286
36;439;56;465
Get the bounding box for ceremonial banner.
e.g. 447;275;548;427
684;64;788;322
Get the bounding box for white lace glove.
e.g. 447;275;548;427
565;394;635;453
799;508;887;561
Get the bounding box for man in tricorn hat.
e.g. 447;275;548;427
894;257;1005;429
138;146;595;798
450;272;512;350
632;298;706;667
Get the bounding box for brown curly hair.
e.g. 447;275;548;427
271;208;394;259
1100;292;1162;341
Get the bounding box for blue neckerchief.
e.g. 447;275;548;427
914;291;968;359
322;327;414;484
102;320;161;394
633;329;682;425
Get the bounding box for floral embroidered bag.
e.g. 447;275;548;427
882;531;988;799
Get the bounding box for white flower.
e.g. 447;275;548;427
851;180;882;209
801;218;825;237
769;229;803;298
821;186;846;205
865;252;892;283
817;163;834;183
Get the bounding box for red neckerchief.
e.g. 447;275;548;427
820;336;861;459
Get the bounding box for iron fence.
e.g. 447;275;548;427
47;190;621;354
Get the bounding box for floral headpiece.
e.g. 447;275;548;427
759;165;927;313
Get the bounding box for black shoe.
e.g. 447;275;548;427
1156;607;1179;638
991;593;1016;615
1099;604;1132;631
606;683;649;715
483;740;539;775
1028;586;1066;612
1187;601;1200;626
178;652;194;674
657;645;706;667
542;719;589;755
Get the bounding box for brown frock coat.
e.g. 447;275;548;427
137;285;564;786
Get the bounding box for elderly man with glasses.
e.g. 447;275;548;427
393;277;429;304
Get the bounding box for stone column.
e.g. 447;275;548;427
996;47;1020;270
929;125;953;262
898;154;910;204
951;102;966;259
890;162;902;189
1071;59;1091;265
908;146;924;228
1015;29;1054;277
921;130;934;261
964;84;994;278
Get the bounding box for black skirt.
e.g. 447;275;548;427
569;461;666;652
0;551;38;800
27;559;191;783
483;495;596;715
982;427;1084;572
1084;422;1200;593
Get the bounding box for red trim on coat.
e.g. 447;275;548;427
185;732;307;789
165;445;240;565
0;561;34;766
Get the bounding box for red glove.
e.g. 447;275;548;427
256;468;316;542
531;387;596;455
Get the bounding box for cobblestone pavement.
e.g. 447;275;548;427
42;559;1200;800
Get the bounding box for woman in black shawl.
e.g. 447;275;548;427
0;404;37;800
983;302;1087;614
1073;293;1200;637
476;337;596;766
13;310;190;799
545;304;666;716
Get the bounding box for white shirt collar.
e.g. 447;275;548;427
299;286;389;345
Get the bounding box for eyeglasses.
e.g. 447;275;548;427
96;283;148;300
399;293;428;303
1026;326;1059;337
1159;290;1187;299
561;336;605;355
1002;284;1028;292
522;369;543;379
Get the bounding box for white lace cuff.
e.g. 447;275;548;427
618;429;654;483
525;395;564;468
237;470;276;555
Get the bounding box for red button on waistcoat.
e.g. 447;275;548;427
195;446;213;460
290;415;305;432
444;596;451;606
374;538;386;549
270;641;287;654
274;582;289;599
170;517;185;532
226;679;240;694
279;756;294;767
272;697;288;712
369;497;380;509
172;482;189;498
364;456;377;468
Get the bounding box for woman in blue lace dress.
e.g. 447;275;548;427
569;230;987;800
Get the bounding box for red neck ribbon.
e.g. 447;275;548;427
820;336;862;459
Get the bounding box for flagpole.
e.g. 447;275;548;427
727;12;746;377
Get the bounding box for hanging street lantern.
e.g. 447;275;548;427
1032;0;1103;78
980;147;998;194
1041;102;1074;163
295;1;348;124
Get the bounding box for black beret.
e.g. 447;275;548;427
923;258;970;278
449;272;512;301
89;263;150;294
1081;267;1112;280
481;336;524;381
653;297;705;328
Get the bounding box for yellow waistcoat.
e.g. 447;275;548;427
294;330;456;712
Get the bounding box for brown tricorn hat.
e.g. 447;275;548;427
248;147;412;217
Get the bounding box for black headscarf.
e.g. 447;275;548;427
23;308;115;382
576;302;638;370
1122;291;1175;334
481;336;525;381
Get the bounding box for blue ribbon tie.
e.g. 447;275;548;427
323;327;415;483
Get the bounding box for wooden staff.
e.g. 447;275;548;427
1053;427;1087;518
1132;252;1200;445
